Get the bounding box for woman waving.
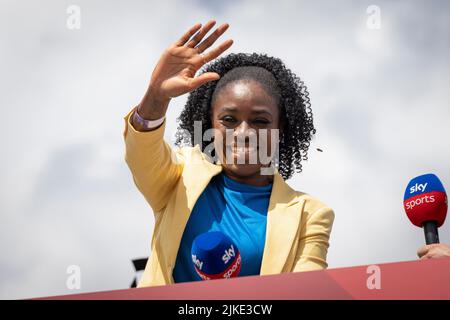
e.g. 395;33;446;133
123;20;334;286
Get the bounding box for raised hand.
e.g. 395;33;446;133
138;20;233;121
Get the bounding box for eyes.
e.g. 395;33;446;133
220;115;271;127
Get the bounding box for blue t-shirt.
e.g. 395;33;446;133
173;171;273;282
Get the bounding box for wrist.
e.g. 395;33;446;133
131;108;165;131
138;88;170;120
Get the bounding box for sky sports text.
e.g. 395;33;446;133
191;244;236;271
404;195;435;210
195;254;242;280
409;183;428;194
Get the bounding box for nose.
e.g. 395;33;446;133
234;121;256;144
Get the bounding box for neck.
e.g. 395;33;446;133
221;168;274;187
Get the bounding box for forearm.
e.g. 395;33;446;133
131;89;171;132
124;108;184;212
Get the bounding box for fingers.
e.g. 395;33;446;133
417;244;436;258
174;22;203;46
195;23;230;53
186;20;217;48
421;244;450;260
417;243;441;258
417;245;429;258
188;72;220;90
201;39;234;63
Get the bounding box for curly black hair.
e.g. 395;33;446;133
175;52;315;180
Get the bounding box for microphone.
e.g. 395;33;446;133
191;231;241;280
403;173;448;244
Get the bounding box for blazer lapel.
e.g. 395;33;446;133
162;145;222;279
260;169;303;275
183;145;223;211
161;146;302;280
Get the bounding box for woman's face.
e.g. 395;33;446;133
210;80;282;184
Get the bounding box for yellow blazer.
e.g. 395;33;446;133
123;108;335;287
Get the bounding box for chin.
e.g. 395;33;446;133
223;163;263;178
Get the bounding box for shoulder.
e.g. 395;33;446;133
274;171;334;219
294;191;335;221
172;144;216;166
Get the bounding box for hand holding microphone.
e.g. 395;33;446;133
417;243;450;260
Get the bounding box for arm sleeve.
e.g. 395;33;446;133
123;107;184;213
292;206;335;272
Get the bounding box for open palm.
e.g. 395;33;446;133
149;20;234;100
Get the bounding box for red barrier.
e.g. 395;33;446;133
37;258;450;300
